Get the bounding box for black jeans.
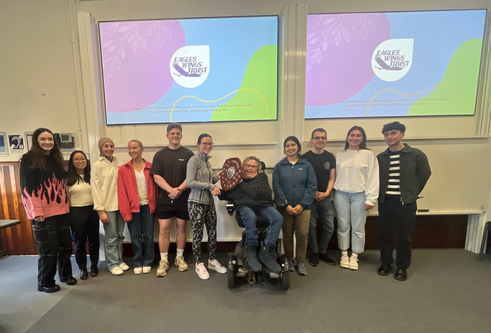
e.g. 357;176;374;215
378;196;417;269
70;205;100;269
32;214;73;287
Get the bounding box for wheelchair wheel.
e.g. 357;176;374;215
227;253;238;289
279;271;290;291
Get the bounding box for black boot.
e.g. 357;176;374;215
245;244;262;272
259;245;281;273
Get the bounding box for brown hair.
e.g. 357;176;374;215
24;128;65;171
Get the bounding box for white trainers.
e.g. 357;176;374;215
195;262;210;280
109;266;124;276
156;260;169;277
208;259;227;274
119;262;130;271
175;256;189;272
143;266;151;274
348;256;359;271
340;255;349;269
134;267;143;275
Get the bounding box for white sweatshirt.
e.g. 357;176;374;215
67;181;94;207
91;156;123;212
334;149;380;205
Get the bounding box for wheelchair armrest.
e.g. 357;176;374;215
226;201;235;216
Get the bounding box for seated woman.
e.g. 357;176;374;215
219;156;283;273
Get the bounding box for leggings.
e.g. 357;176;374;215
188;201;217;264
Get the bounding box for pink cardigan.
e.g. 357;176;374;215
117;160;157;221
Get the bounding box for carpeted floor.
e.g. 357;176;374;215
1;249;491;333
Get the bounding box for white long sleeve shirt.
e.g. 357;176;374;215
334;149;380;205
91;156;123;212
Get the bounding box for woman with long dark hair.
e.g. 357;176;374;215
20;128;76;293
186;133;227;280
273;136;317;276
334;126;379;271
117;140;156;275
66;150;100;280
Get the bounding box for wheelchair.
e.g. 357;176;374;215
225;202;290;290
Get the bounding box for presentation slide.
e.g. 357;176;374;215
305;10;486;119
99;16;278;125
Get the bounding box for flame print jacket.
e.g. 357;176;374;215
20;154;69;220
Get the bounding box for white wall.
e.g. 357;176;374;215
2;0;491;245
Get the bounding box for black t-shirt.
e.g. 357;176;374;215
302;150;336;192
150;146;194;204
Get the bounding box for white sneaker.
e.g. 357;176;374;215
109;266;124;276
175;256;189;272
340;255;349;269
119;262;130;271
143;266;151;274
208;259;227;274
195;263;210;280
156;260;169;277
134;267;143;275
348;256;359;271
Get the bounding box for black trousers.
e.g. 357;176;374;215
378;196;417;269
32;214;73;287
70;205;100;269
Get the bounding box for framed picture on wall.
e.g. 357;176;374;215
0;132;8;156
25;132;33;151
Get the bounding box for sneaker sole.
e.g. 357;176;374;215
308;262;319;267
177;266;188;272
195;270;210;280
348;266;358;271
208;266;227;274
156;268;168;277
323;260;337;266
340;264;349;269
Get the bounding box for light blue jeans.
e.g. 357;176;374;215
334;191;368;254
103;211;125;269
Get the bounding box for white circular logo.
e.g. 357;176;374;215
170;45;210;88
371;39;414;82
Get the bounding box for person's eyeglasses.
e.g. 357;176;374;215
313;136;327;140
243;164;258;169
73;158;86;162
201;142;214;147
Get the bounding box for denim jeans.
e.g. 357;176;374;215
308;198;335;254
103;211;125;269
236;206;283;248
128;205;155;267
334;191;368;254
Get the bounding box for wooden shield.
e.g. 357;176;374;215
221;157;243;191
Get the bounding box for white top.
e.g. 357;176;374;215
67;180;94;207
135;168;148;205
91;156;123;212
334;149;380;205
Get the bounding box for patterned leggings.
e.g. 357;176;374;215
188;201;217;264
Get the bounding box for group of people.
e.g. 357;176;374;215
19;121;430;293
